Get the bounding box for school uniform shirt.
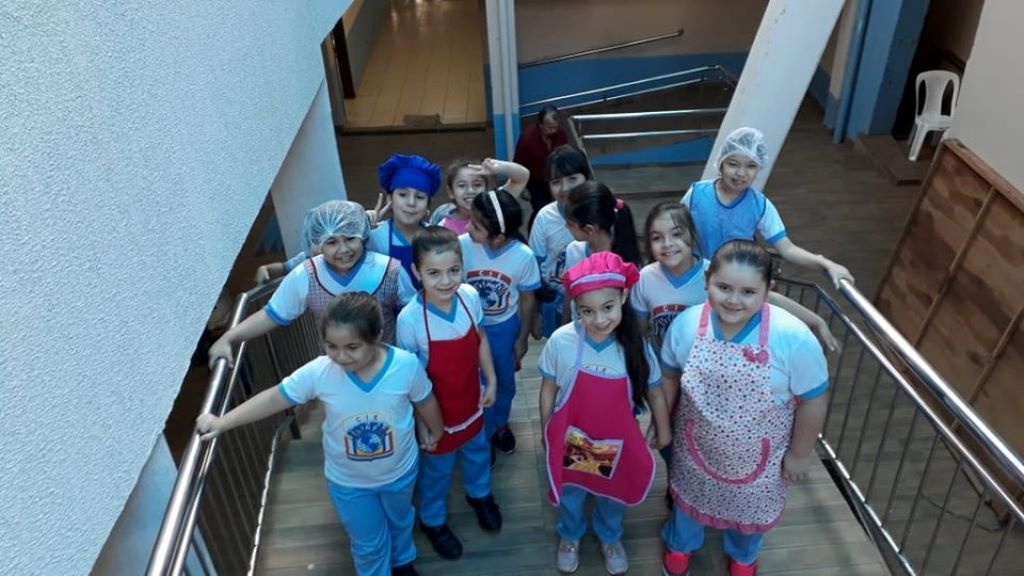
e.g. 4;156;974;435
528;202;575;289
562;240;589;277
629;259;710;352
660;304;829;405
278;347;432;488
264;252;416;326
539;322;662;407
459;234;542;325
366;220;414;258
681;179;786;258
283;251;308;273
428;203;470;235
396;284;484;366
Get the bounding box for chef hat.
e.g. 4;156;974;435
562;251;640;299
378;153;442;197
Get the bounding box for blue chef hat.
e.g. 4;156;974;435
378;154;442;197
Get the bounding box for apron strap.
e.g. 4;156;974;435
757;303;771;348
697;302;712;337
422;291;473;344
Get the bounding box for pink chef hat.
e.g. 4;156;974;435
563;251;639;299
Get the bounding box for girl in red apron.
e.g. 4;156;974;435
396;226;503;560
539;252;672;575
658;240;830;576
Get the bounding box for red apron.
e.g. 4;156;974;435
425;293;484;454
544;326;656;506
669;303;793;534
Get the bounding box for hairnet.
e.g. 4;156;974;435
715;127;769;172
301;200;368;249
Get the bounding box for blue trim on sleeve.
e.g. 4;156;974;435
539;367;557;381
660;356;680;371
632;306;650;318
264;305;291;327
765;230;788;244
277;384;299;406
797;380;829;402
519;281;542;292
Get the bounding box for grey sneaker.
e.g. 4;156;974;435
556;539;580;573
601;541;629;575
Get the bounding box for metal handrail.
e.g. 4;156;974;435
572;107;728;122
519;64;732;110
520;28;684;69
580;128;718;141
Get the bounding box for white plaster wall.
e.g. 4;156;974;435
949;0;1024;191
0;1;350;573
515;0;768;63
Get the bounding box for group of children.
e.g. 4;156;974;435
197;126;850;576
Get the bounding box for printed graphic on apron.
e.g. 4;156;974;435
562;426;624;479
343;413;395;461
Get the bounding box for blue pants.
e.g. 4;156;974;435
661;505;765;565
540;291;563;338
557;485;626;544
483;314;520;438
327;467;418;576
417;429;492;526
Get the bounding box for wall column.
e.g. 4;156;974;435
702;0;845;190
485;0;519;159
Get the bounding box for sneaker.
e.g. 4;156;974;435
662;550;692;576
556;539;580;573
728;558;758;576
601;541;629;575
493;426;517;454
391;562;419;576
421;523;463;560
466;494;503;531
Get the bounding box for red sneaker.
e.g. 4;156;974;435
662;550;692;576
728;558;758;576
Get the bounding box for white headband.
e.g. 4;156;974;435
488;190;506;234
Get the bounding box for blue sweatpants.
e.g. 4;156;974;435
417;429;492;526
327;467;418;576
483;314;520;438
661;505;765;565
557;485;627;544
540;291;564;338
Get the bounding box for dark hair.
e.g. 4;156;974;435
707;239;773;286
643;201;699;261
321;292;383;343
412;225;462;266
470;189;526;243
566;181;641;266
545;144;594;182
616;302;650;408
445;158;497;191
536;105;559;126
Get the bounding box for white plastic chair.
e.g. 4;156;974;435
908;70;959;161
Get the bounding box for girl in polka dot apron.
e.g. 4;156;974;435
658;240;830;576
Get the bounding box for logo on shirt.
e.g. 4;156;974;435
467;269;513;316
651;304;688;339
343;413;395;461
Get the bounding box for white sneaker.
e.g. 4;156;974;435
601;541;629;575
556;539;580;573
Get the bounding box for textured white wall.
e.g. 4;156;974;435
0;1;350;573
948;0;1024;191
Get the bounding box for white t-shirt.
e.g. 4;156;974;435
366;220;412;254
264;252;416;325
630;259;710;352
278;348;432;488
396;284;484;366
529;202;574;290
562;240;590;277
660;304;829;405
284;251;308;273
459;234;542;325
539;322;662;407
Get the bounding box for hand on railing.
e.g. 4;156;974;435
195;413;225;441
824;260;855;290
782;450;815;482
208;337;235;370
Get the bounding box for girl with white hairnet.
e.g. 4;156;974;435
208;200;416;367
681;127;854;288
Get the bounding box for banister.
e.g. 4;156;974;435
520;28;684;69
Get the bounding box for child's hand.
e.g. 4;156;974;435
254;265;272;285
782;450;816;482
208;337;235;370
824;262;855;290
812;319;839;353
419;430;439;452
479;381;497;408
196;413;225;441
367;193;392;228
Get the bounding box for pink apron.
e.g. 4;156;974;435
669;303;794;534
544;327;656;506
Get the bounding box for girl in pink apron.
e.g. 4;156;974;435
396;226;502;560
539;252;672;575
658;240;830;576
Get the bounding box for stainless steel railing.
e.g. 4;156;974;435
147;279;324;576
776;276;1023;575
519;28;684;69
